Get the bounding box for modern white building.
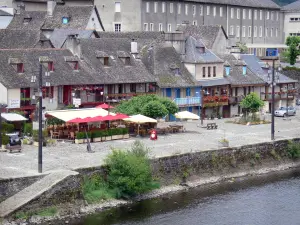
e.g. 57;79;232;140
282;0;300;41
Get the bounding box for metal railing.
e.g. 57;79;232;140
173;97;201;106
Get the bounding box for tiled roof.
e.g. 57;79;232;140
42;5;94;30
141;43;198;88
0;9;13;16
79;38;156;84
218;54;265;86
184;36;224;63
0;29;47;49
197;78;230;87
0;49;98;88
282;0;300;11
240;54;297;84
7;10;46;30
50;29;97;48
178;25;227;50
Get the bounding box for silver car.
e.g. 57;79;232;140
274;106;296;117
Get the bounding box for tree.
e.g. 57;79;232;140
286;36;300;65
240;92;264;114
115;95;178;117
142;101;168;119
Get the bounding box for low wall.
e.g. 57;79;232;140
2;138;300;215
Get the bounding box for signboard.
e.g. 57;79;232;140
9;99;20;108
73;98;81;108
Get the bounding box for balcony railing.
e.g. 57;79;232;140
203;96;229;107
229;96;244;104
261;91;296;100
173;97;201;106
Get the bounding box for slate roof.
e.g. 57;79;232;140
0;49;98;88
240;54;297;84
42;5;94;30
50;29;98;48
197;78;230;87
282;0;300;11
7;10;46;30
218;54;265;86
181;0;280;9
79;38;156;84
178;25;227;50
7;5;98;31
184;37;224;64
0;29;46;49
141;43;198;88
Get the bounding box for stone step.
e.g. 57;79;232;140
0;170;78;218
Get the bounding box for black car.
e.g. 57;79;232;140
7;134;22;146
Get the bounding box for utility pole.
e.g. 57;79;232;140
271;59;275;141
201;88;204;126
38;64;43;173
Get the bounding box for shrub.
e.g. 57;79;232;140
76;132;91;140
91;130;104;139
1;135;9;145
23;123;33;136
287;141;300;159
106;141;159;199
32;129;48;142
2;122;14;133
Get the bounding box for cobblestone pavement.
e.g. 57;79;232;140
1;113;300;179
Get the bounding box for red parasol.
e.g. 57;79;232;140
95;103;114;109
114;113;129;119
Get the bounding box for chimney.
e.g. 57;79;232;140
47;0;56;17
131;39;138;54
16;3;25;14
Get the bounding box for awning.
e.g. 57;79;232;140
46;108;115;122
175;111;200;120
123;114;157;124
95;103;114;109
67;113;129;123
1;113;27;121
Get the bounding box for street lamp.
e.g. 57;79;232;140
0;103;8;147
266;59;281;140
31;57;51;173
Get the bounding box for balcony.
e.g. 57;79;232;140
203;96;229;107
229;96;244;105
261;91;296;101
173;97;201;107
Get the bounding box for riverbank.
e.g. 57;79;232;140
1;138;300;224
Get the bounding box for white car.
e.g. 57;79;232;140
274;107;296;117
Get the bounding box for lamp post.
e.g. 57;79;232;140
266;59;281;140
31;57;51;173
0;103;8;147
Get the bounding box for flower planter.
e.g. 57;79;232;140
75;139;84;144
123;134;130;139
105;136;112;141
218;141;229;148
83;138;91;143
34;141;47;147
92;137;102;143
111;135;119;140
1;145;7;150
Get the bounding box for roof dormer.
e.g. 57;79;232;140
96;51;110;67
64;56;79;71
195;40;205;54
117;51;131;66
224;61;231;76
9;58;24;73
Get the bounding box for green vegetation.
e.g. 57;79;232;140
23;123;33;136
32;129;48;143
240;92;264;114
115;95;178;119
46;117;65;126
1;135;9;145
286;36;300;65
270;149;281;161
91;128;129;139
236;42;248;53
254;153;261;161
76;131;91;140
14;206;58;219
287;141;300;159
82;141;159;202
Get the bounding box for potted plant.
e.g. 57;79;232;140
111;129;119;140
33;130;48;147
75;132;88;144
218;138;229;148
1;134;9;150
92;130;103;143
122;128;129;139
104;130;112;141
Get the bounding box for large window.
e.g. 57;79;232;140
170;3;173;13
220;7;223;17
162;2;165;13
270;28;273;37
254;26;257;37
266;11;270;20
154;2;158;13
259;26;263;37
193;5;196;16
242;26;246;37
271;11;274;20
146;2;150;13
276;28;278;37
260;10;262;20
115;2;121;12
248;26;252;37
144;23;148;31
168;23;172;32
114;23;121;32
185;4;188;15
249;9;252;19
213;66;216;77
230;26;234;35
213;6;216;17
243;9;246;19
202;67;206;77
208;67;211;77
200;5;203;15
236;26;240;37
265;28;268;37
159;23;163;31
150;23;154;31
254;10;257;20
237;8;240;19
178;3;181;14
231;8;234;19
207;5;210;15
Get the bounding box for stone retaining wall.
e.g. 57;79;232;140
1;138;300;215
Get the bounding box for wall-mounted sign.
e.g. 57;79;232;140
73;98;81;108
9;99;20;108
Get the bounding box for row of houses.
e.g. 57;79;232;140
0;23;296;120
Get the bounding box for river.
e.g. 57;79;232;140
72;169;300;225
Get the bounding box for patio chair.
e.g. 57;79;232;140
68;131;75;140
50;130;59;139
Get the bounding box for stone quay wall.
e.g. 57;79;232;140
1;138;300;214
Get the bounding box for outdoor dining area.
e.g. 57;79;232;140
45;106;200;143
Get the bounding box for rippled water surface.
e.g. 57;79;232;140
74;170;300;225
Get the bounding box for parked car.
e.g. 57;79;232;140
274;107;296;117
296;99;300;106
6;133;22;146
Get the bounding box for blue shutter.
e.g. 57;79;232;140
166;88;172;97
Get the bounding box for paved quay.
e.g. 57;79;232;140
1;114;300;179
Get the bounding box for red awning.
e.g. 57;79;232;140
114;113;129;119
95;103;114;109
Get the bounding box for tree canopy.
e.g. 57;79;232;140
240;92;264;113
285;36;300;65
115;95;179;119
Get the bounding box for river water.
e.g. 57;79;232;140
72;170;300;225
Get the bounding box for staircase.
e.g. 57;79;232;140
0;170;78;218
